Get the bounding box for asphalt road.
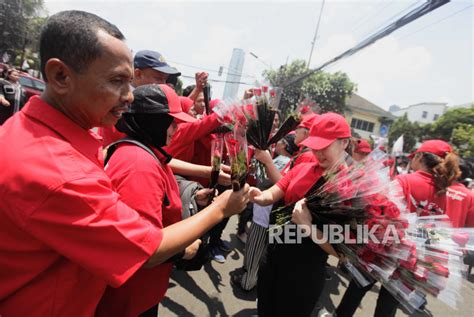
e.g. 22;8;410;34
159;215;474;317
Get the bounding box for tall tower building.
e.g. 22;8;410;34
223;48;245;99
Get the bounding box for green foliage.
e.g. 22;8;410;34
451;123;474;157
262;59;356;117
388;113;421;152
0;0;46;69
389;105;474;156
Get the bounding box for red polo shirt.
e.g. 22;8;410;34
280;147;317;176
164;112;220;162
96;143;182;316
0;97;162;317
396;171;474;228
276;162;324;204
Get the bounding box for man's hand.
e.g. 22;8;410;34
213;184;250;218
182;239;202;260
291;199;312;227
254;149;272;165
195;72;208;90
243;89;254;100
217;170;231;186
0;96;10;107
195;188;213;207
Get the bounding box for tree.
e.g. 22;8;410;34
262;59;356;117
388;113;421;152
0;0;46;68
425;105;474;157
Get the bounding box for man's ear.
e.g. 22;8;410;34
134;68;142;80
43;58;74;95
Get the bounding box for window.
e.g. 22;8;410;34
351;118;375;132
433;114;439;120
422;111;428;119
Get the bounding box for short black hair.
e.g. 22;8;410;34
40;10;125;81
182;84;195;97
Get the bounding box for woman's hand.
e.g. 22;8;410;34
291;199;312;226
248;186;263;204
182;239;202;260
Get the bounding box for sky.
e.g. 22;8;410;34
43;0;473;110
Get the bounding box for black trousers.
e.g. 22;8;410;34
335;279;399;317
257;238;328;317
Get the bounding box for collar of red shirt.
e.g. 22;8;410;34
22;96;103;165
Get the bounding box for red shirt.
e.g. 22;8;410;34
396;171;474;228
0;97;162;317
280;148;317;176
164;112;220;162
96;143;182;316
97;126;126;148
277;162;324;204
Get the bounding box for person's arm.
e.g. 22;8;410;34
188;72;208;101
249;184;284;206
169;158;231;186
164;113;220;156
292;200;338;257
145;185;249;267
0;83;10;106
254;149;283;183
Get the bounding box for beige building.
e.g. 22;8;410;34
345;93;395;139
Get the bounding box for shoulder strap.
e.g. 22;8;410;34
104;137;170;206
104;137;159;166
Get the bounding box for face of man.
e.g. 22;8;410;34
133;68;169;86
294;127;309;145
49;30;134;129
8;69;20;83
193;92;205;115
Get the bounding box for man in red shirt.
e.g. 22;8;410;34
0;11;248;317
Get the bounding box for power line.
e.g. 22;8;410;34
282;0;450;89
356;0;425;40
167;59;256;79
398;4;474;39
181;75;255;86
352;1;395;34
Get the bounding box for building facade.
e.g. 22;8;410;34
344;93;395;139
391;102;447;124
222;48;245;100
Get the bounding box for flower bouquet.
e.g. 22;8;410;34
224;125;248;191
271;149;472;313
207;135;224;203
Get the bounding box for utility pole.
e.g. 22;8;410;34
307;0;325;69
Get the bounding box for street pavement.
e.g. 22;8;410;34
159;215;474;317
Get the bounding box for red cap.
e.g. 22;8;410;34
159;84;196;123
301;112;351;150
297;113;319;130
408;140;452;159
354;139;372;154
179;96;194;114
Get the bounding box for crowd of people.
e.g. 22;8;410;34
0;10;473;317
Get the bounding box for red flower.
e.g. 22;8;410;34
223;114;234;124
413;265;428;282
360;249;376;262
365;205;383;217
432;263;449;277
261;86;269;93
269;89;276;97
300;105;310;114
253;88;262;96
399;255;417;270
383;201;400;219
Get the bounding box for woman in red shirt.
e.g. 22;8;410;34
249;113;351;317
96;84;241;316
335;139;474;317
